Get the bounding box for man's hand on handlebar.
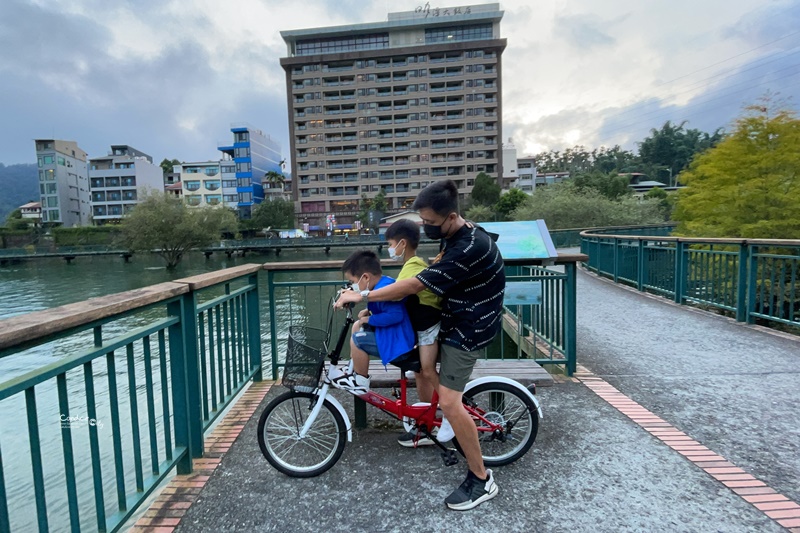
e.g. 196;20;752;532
333;287;361;309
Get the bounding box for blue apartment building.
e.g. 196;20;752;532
217;124;283;219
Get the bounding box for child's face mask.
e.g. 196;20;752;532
388;240;405;261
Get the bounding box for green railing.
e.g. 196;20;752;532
263;257;582;378
581;230;800;330
548;224;676;249
0;264;263;532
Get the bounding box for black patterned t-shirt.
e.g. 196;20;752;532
416;223;505;351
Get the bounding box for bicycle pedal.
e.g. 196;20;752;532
441;448;459;467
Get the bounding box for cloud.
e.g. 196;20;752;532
553;14;617;50
0;0;799;167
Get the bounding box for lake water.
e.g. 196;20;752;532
0;245;439;532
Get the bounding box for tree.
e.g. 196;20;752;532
673;99;800;239
512;181;665;229
573;170;632;200
637;121;723;183
263;171;286;196
471;172;501;207
120;192;237;268
5;209;30;230
249;198;295;230
357;189;388;229
495;189;528;220
465;204;495;222
159;158;181;176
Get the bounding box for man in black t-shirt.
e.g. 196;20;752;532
335;180;505;511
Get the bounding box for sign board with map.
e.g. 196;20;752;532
479;220;558;261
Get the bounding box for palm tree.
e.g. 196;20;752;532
263;171;286;199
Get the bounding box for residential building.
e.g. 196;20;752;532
217;124;283;219
19;202;42;225
501;138;518;190
88;145;163;224
280;3;506;230
34;139;91;227
174;162;224;208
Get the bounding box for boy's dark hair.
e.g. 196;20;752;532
412;179;459;216
385;219;420;249
342;250;382;277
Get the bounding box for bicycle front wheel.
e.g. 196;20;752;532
257;391;347;478
453;381;539;467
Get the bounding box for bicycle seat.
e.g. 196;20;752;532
389;347;421;373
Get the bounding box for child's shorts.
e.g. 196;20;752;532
417;322;441;346
352;329;379;357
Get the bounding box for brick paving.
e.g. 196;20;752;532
126;380;273;533
576;365;800;531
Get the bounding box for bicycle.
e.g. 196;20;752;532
257;285;543;478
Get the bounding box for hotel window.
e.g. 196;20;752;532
121;176;136;186
45;169;55;181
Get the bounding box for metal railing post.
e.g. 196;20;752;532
167;299;194;474
181;292;204;460
747;244;758;324
736;243;750;322
612;238;620;283
564;262;577;376
247;273;263;381
268;270;280;380
637;239;646;291
674;241;686;304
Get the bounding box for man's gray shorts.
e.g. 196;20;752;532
439;343;482;392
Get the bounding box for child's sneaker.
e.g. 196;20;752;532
331;372;370;395
437;416;455;442
397;430;435;447
326;364;347;382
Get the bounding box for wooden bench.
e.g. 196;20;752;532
354;359;553;428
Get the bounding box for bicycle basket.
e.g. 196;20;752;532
282;326;329;391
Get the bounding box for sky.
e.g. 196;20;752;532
0;0;798;167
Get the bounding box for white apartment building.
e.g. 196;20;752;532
34;139;91;227
89;145;163;223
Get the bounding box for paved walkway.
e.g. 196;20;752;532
128;268;800;532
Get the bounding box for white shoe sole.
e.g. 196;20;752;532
446;484;498;511
398;437;435;448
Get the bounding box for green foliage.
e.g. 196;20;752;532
249;198;296;230
120;192;237;268
159;158;181;176
638;121;723;182
0;163;38;222
494;189;528;220
464;204;495;222
471;172;501;207
263;171;286;195
512;182;666;229
357;189;388;228
52;225;121;246
674;99;800;239
573;170;632;200
5;218;30;230
533;145;637;174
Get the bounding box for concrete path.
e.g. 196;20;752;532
162;268;800;532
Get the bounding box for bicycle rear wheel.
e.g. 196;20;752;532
452;381;539;467
257;391;347;477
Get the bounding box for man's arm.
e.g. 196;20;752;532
334;276;424;308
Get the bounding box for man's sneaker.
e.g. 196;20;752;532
437;416;455;442
445;469;498;511
331;372;370;395
397;430;435;447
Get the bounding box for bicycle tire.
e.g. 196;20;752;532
452;381;539;467
257;390;347;478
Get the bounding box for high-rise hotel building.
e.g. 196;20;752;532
280;3;505;229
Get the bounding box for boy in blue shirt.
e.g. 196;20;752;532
331;250;416;395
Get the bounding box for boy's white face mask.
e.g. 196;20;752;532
388;240;405;261
351;274;367;292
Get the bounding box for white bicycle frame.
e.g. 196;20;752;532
297;359;355;442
